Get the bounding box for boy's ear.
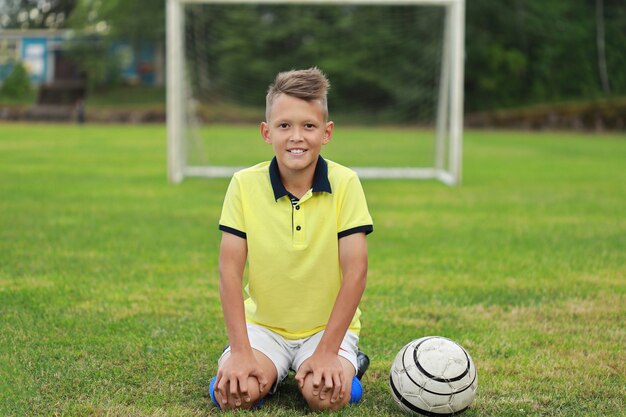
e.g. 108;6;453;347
260;122;271;144
323;121;334;145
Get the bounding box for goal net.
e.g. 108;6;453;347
167;0;465;185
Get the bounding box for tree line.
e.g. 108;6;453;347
1;0;624;114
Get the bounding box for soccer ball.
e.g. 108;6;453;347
389;336;477;416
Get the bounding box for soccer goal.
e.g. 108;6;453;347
167;0;465;185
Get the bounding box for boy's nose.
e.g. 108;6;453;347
290;128;304;141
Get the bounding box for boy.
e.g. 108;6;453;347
211;67;373;411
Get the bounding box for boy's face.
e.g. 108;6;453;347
261;93;333;179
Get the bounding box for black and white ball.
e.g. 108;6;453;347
389;336;477;416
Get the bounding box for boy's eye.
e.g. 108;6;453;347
279;123;289;129
304;123;315;129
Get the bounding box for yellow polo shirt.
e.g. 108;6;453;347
219;156;373;339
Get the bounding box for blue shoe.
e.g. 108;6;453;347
350;376;363;404
209;376;220;409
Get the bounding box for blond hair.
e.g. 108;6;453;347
265;67;330;122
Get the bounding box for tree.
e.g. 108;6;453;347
595;0;610;94
0;0;76;29
464;0;625;111
184;4;446;122
67;0;164;45
63;0;165;90
0;61;31;98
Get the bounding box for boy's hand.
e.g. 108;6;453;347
295;351;346;404
215;351;268;407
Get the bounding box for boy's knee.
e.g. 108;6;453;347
300;376;353;411
302;390;349;411
210;376;264;411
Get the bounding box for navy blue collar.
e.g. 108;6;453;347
269;155;332;201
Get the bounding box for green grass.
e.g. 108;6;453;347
189;125;438;167
0;123;625;416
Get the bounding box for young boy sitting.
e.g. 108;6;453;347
210;67;373;411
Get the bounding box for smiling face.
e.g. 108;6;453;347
261;93;334;181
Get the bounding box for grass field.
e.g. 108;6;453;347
0;123;624;416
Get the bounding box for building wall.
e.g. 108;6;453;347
21;37;48;84
0;30;162;87
0;35;21;82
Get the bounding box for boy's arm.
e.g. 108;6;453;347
216;232;268;406
295;232;368;403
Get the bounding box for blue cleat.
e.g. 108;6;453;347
350;376;363;404
209;376;220;409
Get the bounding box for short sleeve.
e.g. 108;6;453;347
337;173;373;238
218;175;247;239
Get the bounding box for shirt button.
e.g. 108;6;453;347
296;225;301;231
295;205;300;210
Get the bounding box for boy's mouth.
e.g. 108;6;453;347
288;149;306;155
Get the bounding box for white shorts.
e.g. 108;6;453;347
218;323;359;393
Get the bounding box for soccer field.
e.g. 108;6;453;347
0;124;624;416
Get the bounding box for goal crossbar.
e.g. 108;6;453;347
167;0;465;185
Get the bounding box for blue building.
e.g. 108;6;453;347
0;29;163;86
0;29;63;84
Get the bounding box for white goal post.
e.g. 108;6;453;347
167;0;465;185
